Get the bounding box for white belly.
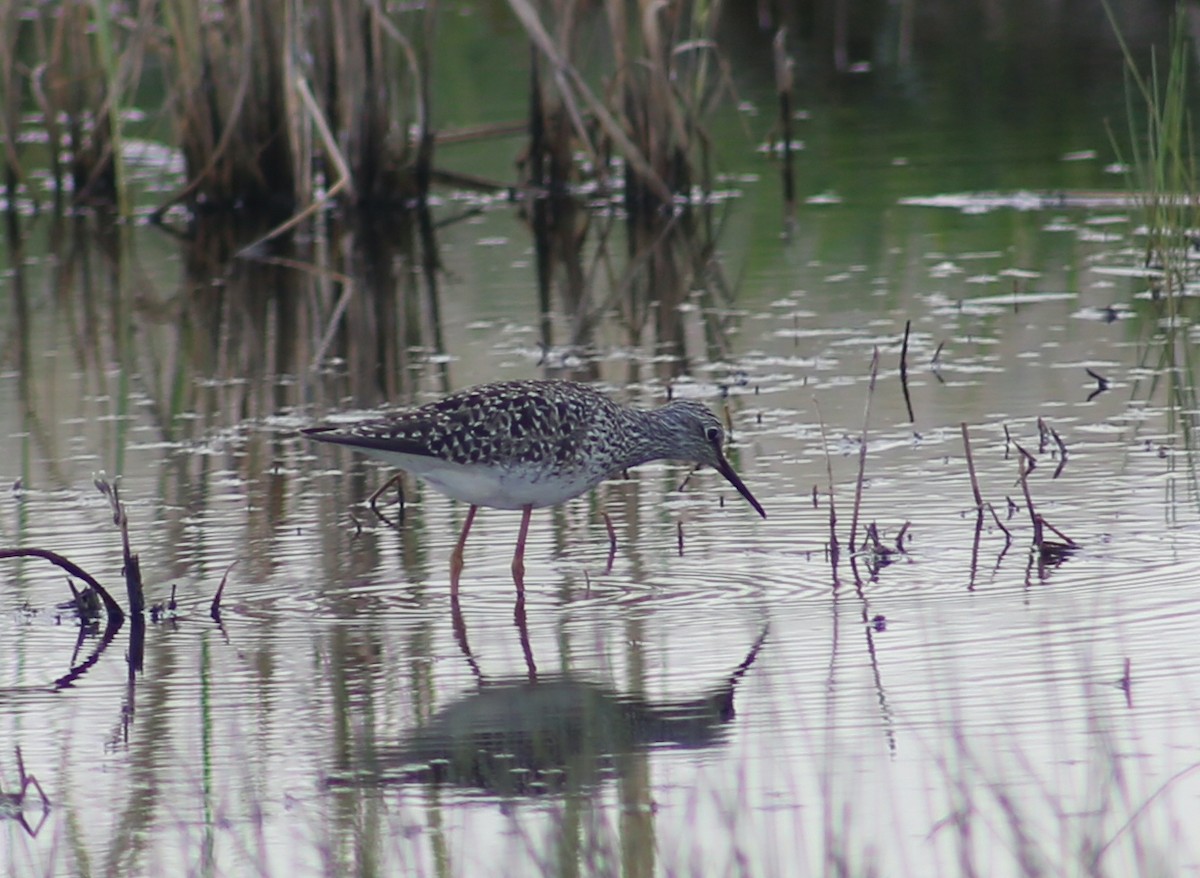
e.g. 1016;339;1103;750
358;449;600;509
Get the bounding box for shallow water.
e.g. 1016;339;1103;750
4;18;1200;878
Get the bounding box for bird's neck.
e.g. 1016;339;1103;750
614;405;676;470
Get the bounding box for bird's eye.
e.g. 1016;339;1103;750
705;426;721;443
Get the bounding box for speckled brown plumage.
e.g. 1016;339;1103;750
303;379;765;516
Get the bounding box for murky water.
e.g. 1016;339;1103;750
5;19;1200;878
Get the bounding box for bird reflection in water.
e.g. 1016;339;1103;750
327;596;766;797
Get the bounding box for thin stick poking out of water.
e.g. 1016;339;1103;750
961;422;983;510
96;477;143;616
814;397;839;575
848;348;880;553
900;320;915;424
986;502;1013;544
210;560;239;622
1017;454;1043;549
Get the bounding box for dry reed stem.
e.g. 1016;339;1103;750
150;0;254;223
365;0;426;134
814;396;840;572
961;422;983;509
506;0;673;204
848;348;880;552
235;75;352;257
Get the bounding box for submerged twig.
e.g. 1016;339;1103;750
864;522;898;575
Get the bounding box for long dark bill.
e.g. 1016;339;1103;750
712;443;767;519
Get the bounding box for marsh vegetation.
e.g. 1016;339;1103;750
3;2;1200;876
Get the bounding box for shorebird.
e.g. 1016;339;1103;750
303;379;765;591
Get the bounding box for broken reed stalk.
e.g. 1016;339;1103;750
931;340;945;369
961;422;983;509
1037;416;1051;454
1017;455;1044;549
1014;441;1037;477
210;560;238;621
814;397;840;572
986;502;1013;543
1050;426;1069;478
1017;448;1075;551
848;348;881;552
0;548;124;625
95;478;144;615
1041;517;1079;547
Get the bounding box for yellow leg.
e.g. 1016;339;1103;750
512;504;533;591
368;473;405;529
602;511;617;574
449;505;478;596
